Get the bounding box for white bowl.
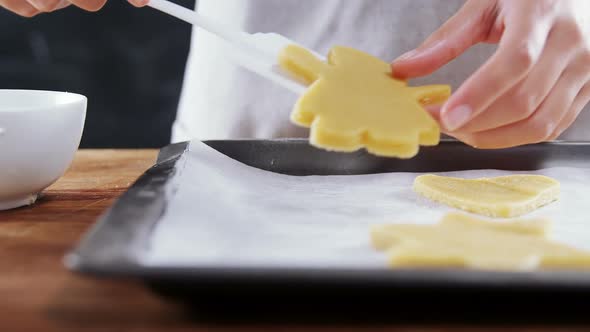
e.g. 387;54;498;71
0;90;86;211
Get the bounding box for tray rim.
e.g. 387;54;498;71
64;139;590;290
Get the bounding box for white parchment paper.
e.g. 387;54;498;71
142;141;590;268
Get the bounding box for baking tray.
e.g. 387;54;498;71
65;140;590;319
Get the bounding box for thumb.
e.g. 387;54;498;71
391;1;495;79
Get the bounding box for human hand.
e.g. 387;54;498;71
1;0;147;17
392;0;590;149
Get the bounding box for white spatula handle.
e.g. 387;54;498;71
148;0;289;59
148;0;249;46
147;0;312;94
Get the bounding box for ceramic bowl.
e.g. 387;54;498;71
0;90;86;211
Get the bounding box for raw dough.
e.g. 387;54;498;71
370;213;590;271
278;45;451;158
413;174;560;218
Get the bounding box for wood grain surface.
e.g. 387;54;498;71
0;149;588;331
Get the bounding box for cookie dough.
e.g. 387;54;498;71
371;213;590;271
413;174;560;218
278;45;451;158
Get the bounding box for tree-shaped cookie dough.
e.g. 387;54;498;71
279;45;451;158
371;213;590;271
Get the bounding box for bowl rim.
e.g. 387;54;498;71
0;89;87;112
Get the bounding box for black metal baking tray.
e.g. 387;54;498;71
64;139;590;318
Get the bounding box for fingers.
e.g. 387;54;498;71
1;0;39;16
453;64;588;149
19;0;144;14
440;12;553;132
4;0;102;14
26;0;56;12
25;0;69;12
127;0;148;7
66;0;106;11
391;1;496;79
460;25;576;133
53;0;68;10
32;0;145;12
549;83;590;140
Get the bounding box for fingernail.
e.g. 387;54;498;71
443;105;472;131
55;0;69;10
395;50;418;62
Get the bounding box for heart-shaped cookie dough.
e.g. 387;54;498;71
413;174;560;218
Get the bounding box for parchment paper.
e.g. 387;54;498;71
142;141;590;269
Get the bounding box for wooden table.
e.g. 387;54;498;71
0;149;588;331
